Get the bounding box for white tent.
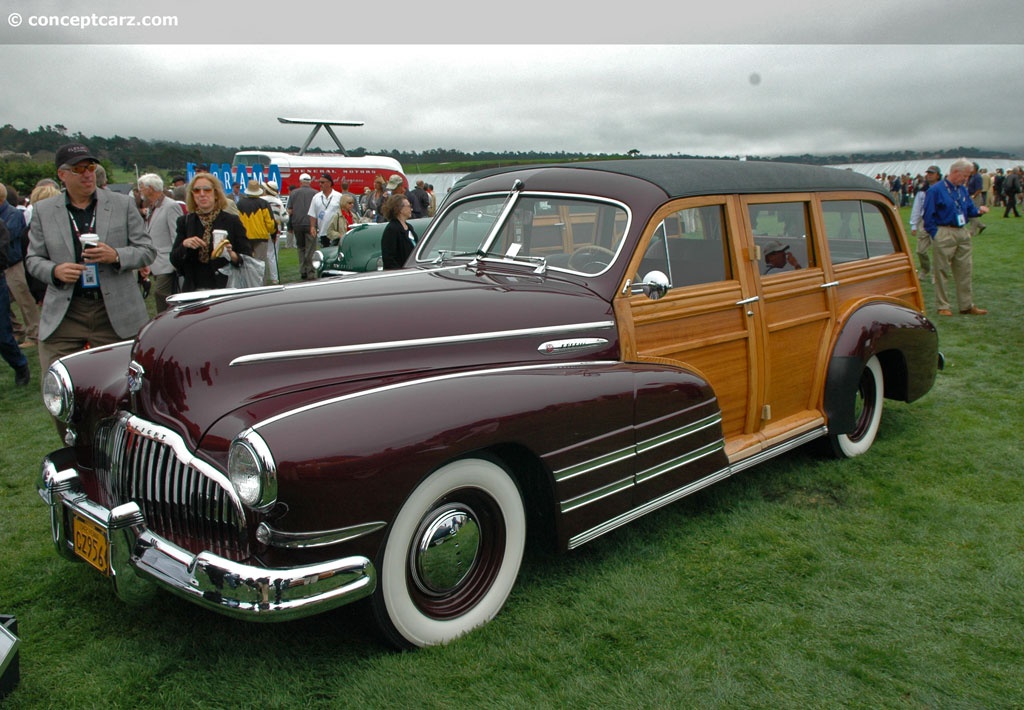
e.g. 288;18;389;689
827;157;1023;180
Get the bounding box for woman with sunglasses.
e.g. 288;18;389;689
171;173;252;292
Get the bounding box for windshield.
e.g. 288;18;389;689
416;194;629;275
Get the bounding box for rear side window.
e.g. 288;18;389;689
822;200;897;264
748;202;813;275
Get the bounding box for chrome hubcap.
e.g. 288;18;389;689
412;505;481;596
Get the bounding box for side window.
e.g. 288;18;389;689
822;200;897;264
640;205;730;287
748;202;813;275
863;203;897;258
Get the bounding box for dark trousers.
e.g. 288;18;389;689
293;224;316;279
1;275;27;372
1004;194;1020;217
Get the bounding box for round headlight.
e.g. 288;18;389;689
42;363;74;422
311;250;324;271
228;430;277;510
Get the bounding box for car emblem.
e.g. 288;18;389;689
537;338;609;355
127;360;145;394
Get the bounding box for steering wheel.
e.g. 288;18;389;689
568;245;615;273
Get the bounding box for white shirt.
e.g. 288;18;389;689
308;191;342;236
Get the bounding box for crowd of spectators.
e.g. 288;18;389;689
4;141;427;387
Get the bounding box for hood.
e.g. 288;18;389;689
132;266;619;444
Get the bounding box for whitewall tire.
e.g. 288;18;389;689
373;457;526;648
831;355;884;458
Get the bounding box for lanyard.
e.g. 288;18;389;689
943;179;967;215
68;205;97;238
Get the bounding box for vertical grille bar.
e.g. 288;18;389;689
92;414;249;560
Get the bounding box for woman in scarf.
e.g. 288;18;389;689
326;194;359;242
171;174;251;291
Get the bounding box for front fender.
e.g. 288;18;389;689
824;302;939;435
53;341;135;452
243;361;649;550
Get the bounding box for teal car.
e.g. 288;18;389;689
312;218;429;277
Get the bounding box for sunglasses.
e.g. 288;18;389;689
66;162;97;174
192;186;215;194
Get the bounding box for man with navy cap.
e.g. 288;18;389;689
25;142;156;376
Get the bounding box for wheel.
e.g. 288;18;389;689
830;355;884;458
568;245;615;273
372;457;526;648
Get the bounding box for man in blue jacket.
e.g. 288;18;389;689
923;158;989;317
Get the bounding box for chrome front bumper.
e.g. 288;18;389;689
38;454;377;621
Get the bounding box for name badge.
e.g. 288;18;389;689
81;263;100;289
956;213;966;227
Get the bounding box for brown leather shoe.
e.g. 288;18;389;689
937;309;954;316
960;305;988;315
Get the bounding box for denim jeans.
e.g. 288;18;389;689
1;274;28;372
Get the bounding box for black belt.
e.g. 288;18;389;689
74;290;104;301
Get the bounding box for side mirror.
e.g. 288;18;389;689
632;270;670;300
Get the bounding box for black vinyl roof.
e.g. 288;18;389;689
457;159;892;203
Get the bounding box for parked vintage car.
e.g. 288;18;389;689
38;159;941;649
312;218;432;277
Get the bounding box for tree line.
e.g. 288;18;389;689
2;122;1018;197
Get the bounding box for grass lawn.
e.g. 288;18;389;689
1;210;1022;707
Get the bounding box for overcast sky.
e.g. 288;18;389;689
2;1;1022;159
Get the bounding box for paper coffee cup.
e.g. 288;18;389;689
212;229;228;249
80;233;99;248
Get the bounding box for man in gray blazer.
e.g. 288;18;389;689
25;142;156;373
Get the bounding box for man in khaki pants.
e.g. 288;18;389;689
922;158;989;317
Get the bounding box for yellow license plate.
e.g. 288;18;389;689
73;515;110;575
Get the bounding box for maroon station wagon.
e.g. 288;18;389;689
38;159;941;648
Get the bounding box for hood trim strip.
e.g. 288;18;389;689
229;321;616;367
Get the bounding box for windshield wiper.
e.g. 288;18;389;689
433;249;484;264
472;250;548;275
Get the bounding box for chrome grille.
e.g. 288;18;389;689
94;413;250;560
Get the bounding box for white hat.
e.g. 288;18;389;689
264;180;279;195
386;175;404;190
299;173;312;182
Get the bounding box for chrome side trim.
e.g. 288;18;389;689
635;440;724;485
556;413;724;513
553;444;635;483
257;520;387;549
567;425;829;550
560;475;634;514
568;465;736;550
230;321;616;367
250;361;619;431
635;413;722;455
